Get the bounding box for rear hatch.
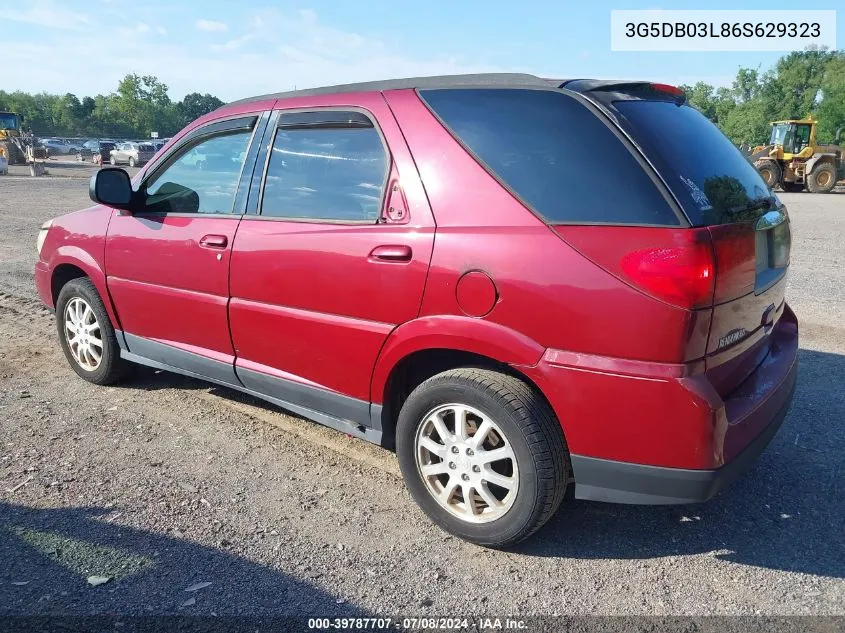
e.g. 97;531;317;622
574;82;791;396
137;143;156;161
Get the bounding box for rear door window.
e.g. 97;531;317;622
419;88;680;226
614;101;775;225
260;117;388;222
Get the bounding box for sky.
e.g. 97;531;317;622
5;0;843;102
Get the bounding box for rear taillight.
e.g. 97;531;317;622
709;223;757;303
553;225;715;310
620;232;714;309
708;213;791;302
553;221;787;310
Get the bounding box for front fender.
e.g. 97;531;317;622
47;246;121;329
369;315;545;404
805;153;836;174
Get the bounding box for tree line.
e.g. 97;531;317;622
0;74;223;139
1;49;844;144
680;48;844;145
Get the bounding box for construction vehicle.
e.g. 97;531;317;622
0;111;47;166
750;117;844;193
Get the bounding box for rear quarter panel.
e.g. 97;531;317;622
383;89;709;363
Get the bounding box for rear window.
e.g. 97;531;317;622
419;88;679;226
615;101;775;226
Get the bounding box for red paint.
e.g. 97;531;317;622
105;213;239;357
522;304;796;469
370;315;547;404
36;82;798;480
455;271;497;317
34;205;120;328
651;83;685;96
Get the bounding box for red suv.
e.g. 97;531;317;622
35;74;798;547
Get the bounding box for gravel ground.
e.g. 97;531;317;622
0;175;843;618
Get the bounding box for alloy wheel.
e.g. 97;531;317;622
414;403;519;524
63;297;103;371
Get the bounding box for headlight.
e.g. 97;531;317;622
37;219;53;255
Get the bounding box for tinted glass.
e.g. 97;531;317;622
420;88;678;225
616;101;775;225
143;130;252;214
0;113;18;130
770;124;789;145
794;124;811;151
261;126;387;221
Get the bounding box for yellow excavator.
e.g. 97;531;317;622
750;117;844;193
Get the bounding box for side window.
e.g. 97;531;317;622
795;125;811;150
142;129;252;215
420;88;679;226
260;118;388;222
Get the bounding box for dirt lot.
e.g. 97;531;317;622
0;172;843;618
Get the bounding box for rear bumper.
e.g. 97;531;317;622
570;373;795;504
521;303;799;504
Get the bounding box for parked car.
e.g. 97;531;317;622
39;138;73;155
78;140;116;164
34;74;798;547
62;139;83;153
109;141;156;167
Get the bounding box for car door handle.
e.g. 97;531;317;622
199;234;228;249
369;245;412;262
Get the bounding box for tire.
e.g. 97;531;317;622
754;160;781;189
396;367;568;547
128;157;136;168
781;182;804;193
110;156;117;166
807;162;837;193
55;278;132;385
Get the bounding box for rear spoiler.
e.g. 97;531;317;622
554;79;687;104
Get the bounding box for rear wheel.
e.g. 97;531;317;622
807;162;837;193
396;368;568;547
110;155;117;166
781;182;804;193
56;278;131;385
755;160;781;189
128;157;136;168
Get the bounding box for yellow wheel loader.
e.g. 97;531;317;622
750;118;844;193
0;111;46;166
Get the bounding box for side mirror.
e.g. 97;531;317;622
90;167;133;210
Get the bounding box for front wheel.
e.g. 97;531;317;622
754;160;781;189
396;368;569;547
56;278;132;385
807;162;837;193
128;157;136;168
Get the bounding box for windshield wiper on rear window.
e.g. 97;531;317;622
730;197;775;216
